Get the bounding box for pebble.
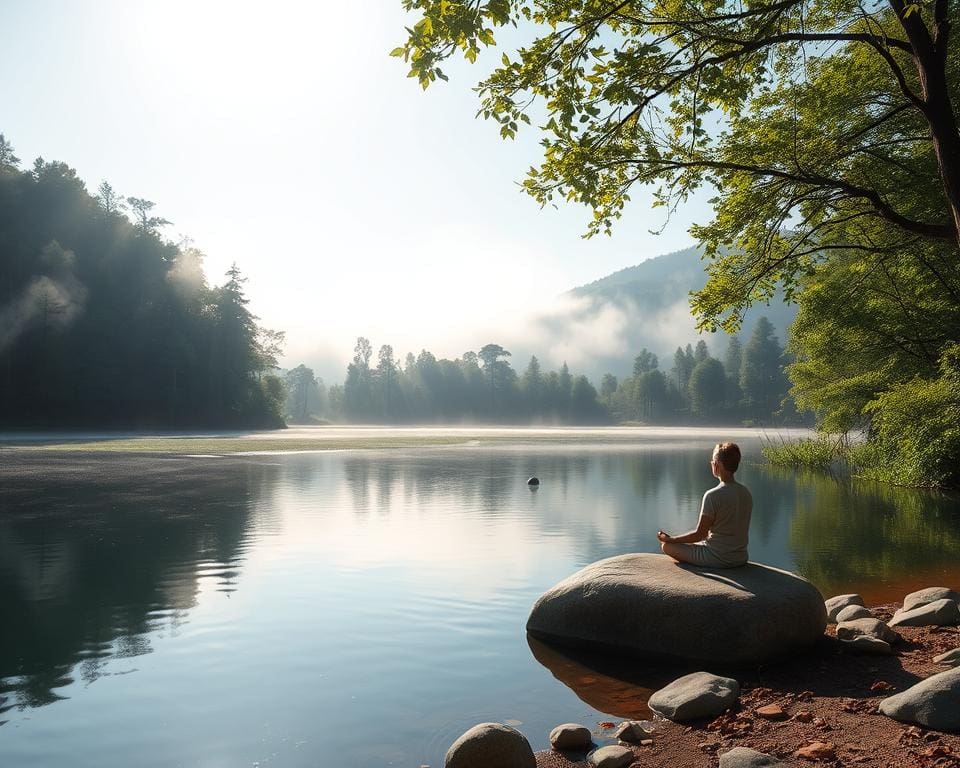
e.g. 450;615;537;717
755;703;788;720
612;720;651;744
549;723;592;751
794;741;836;760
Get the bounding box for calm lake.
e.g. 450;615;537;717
2;427;959;767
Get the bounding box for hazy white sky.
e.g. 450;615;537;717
1;1;709;378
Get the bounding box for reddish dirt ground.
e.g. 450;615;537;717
533;606;960;767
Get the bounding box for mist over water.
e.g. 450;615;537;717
2;432;958;767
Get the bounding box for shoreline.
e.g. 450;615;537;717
531;603;959;767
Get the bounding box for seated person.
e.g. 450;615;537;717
656;442;752;568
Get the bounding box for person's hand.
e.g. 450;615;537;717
657;530;672;543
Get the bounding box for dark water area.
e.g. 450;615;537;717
1;434;959;767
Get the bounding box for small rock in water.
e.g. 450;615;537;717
526;476;540;486
549;723;592;750
444;723;535;768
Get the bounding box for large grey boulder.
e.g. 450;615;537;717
836;617;900;645
648;671;739;721
825;594;865;624
889;599;960;628
719;746;791;767
526;553;826;663
445;723;536;768
878;667;960;732
903;587;960;612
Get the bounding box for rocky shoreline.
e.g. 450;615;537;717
442;591;960;767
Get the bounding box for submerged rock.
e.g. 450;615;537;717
878;667;960;732
648;671;740;721
889;598;960;628
526;553;826;663
445;723;535;768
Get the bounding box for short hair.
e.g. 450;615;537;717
714;442;741;473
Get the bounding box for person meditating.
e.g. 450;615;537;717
656;442;752;568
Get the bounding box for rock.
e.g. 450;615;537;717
839;635;893;655
903;587;960;612
648;671;740;722
527;476;540;486
934;648;960;666
835;604;872;623
549;723;592;750
444;723;536;768
889;598;960;628
612;721;651;744
825;594;865;623
719;746;790;767
794;741;836;760
878;667;960;731
755;703;788;720
526;553;827;663
587;745;634;768
836;617;900;645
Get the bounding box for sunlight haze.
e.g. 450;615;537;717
1;0;707;379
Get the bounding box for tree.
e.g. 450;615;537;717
689;358;727;420
741;317;789;419
96;181;125;216
126;197;171;234
478;343;512;415
694;340;710;364
521;355;543;413
286;364;318;422
396;1;960;324
633;348;658;375
600;372;618;400
0;134;19;171
724;335;744;412
377;344;399;419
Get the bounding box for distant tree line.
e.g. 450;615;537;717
0;134;284;428
603;317;797;425
284;318;799;426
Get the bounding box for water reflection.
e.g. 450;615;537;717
1;439;959;768
0;454;270;713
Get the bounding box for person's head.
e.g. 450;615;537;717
711;442;741;476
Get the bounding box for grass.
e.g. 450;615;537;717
760;433;844;472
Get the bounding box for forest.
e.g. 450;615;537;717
394;0;960;488
0;134;284;429
282;316;795;425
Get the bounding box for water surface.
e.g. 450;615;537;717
2;428;958;767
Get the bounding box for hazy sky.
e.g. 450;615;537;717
1;1;710;378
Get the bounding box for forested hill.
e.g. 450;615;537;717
0;135;284;429
568;245;797;368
